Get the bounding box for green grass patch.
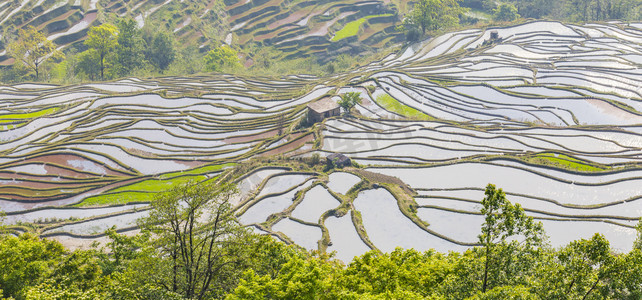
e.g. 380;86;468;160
110;175;208;193
77;174;212;206
158;163;235;179
374;94;433;120
331;14;393;42
526;153;607;172
78;191;158;206
0;107;59;120
0;122;25;131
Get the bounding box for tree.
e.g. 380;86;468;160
337;248;454;298
0;233;66;298
115;19;144;77
149;32;176;72
76;49;101;81
478;184;544;293
635;218;642;251
204;45;241;72
85;24;119;80
139;181;255;299
0;209;5;234
402;0;467;36
7;26;61;80
226;252;341;300
510;0;557;19
337;92;362;115
533;234;621;299
276;113;286;136
493;3;521;21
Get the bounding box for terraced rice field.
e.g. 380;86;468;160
2;21;642;260
0;0;406;65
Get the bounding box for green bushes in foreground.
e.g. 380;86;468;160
1;183;641;299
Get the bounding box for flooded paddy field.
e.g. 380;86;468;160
2;21;642;257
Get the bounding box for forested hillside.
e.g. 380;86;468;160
0;0;409;69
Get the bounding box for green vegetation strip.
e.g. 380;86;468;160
524;153;607;172
374;94;433;120
77;175;210;206
158;163;235;179
0;107;59;120
331;14;393;41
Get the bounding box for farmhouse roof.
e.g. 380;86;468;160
307;97;339;113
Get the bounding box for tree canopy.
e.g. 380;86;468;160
493;3;521;22
85;24;119;80
1;183;642;299
402;0;467;38
149;32;176;72
204;45;241;72
7;26;61;80
338;92;362;115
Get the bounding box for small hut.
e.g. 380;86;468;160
307;98;340;123
327;153;351;167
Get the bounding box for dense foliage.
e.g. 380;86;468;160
461;0;640;21
2;0;638;84
338;92;362;115
204;46;242;72
401;0;640;41
7;26;61;81
404;0;467;35
1;183;641;299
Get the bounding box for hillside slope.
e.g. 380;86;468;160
0;0;408;66
2;21;642;253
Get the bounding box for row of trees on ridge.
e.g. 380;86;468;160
5;20;241;82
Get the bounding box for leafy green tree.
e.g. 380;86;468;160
612;248;642;299
50;49;80;84
533;234;620;299
115;19;144;77
227;252;341;300
493;3;521;21
0;209;5;234
85;24;119;80
7;26;62;80
0;233;65;298
338;92;362;115
478;184;544;293
402;0;467;36
149;32;176;73
336;248;454;298
22;250;108;299
76;49;101;81
635;218;642;251
139;181;255;299
22;282;106;300
469;285;538;299
204;45;241;72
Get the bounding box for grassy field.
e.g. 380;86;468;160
77;174;211;206
158;163;235;179
374;94;433;120
78;191;158;206
332;19;368;41
0;107;59;120
331;14;393;41
526;153;607;172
